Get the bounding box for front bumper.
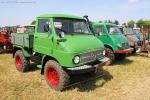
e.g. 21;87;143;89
66;57;110;74
114;48;133;54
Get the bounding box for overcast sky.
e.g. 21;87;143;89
0;0;150;26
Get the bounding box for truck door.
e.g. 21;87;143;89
95;25;111;44
34;18;53;55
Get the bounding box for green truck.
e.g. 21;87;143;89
11;14;109;91
91;22;133;62
84;16;133;63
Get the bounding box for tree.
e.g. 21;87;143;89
143;20;150;26
137;19;144;28
127;20;135;28
113;20;119;25
122;23;127;26
99;20;103;23
105;20;108;23
31;20;36;25
108;20;113;23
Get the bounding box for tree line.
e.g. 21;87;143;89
99;19;150;28
126;19;150;28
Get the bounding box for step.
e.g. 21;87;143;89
37;65;42;69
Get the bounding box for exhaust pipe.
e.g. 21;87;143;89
83;15;95;35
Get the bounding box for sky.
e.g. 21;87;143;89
0;0;150;26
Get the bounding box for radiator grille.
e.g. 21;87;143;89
80;50;103;63
122;42;129;49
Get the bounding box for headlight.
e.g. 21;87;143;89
103;50;106;56
73;56;80;64
117;44;122;48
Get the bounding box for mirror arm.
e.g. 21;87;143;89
48;30;51;37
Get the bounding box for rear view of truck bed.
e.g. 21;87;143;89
11;25;35;49
11;33;34;49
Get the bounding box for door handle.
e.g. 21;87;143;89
34;36;38;38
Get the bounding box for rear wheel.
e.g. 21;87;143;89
44;60;70;91
105;47;115;64
115;53;126;61
14;50;29;72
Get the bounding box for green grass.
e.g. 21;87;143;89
0;54;150;100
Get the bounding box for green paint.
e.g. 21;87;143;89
12;14;105;69
91;22;130;51
38;14;83;20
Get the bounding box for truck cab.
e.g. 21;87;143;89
91;23;133;62
11;14;109;91
121;27;140;53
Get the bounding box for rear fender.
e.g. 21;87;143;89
13;46;31;58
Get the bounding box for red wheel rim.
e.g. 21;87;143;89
15;56;23;70
47;68;59;86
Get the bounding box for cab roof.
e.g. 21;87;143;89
92;22;117;26
37;14;84;20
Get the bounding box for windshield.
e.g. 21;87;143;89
106;25;122;34
53;18;91;35
124;28;134;34
95;26;106;35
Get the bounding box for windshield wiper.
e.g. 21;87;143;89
78;32;92;35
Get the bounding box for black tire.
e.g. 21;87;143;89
115;53;126;61
105;47;115;64
87;69;96;76
44;60;70;91
131;46;136;54
14;50;29;72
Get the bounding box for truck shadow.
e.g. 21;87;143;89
113;58;133;65
65;67;113;92
27;62;39;72
136;53;150;58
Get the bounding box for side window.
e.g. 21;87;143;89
73;22;88;33
74;22;82;33
95;26;106;35
37;19;50;33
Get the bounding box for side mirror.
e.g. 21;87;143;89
44;24;50;32
57;38;66;44
98;32;103;36
59;32;65;38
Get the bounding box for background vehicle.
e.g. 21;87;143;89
120;25;150;54
84;16;133;63
0;26;17;53
92;23;133;63
121;27;140;53
138;31;150;54
16;25;35;33
11;14;109;91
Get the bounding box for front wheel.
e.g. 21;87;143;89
44;60;70;91
105;47;115;64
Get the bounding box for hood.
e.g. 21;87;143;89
126;34;139;42
60;35;104;53
110;34;128;44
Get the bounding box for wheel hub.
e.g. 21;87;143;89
15;56;23;70
47;68;59;86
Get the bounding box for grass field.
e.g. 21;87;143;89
0;54;150;100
